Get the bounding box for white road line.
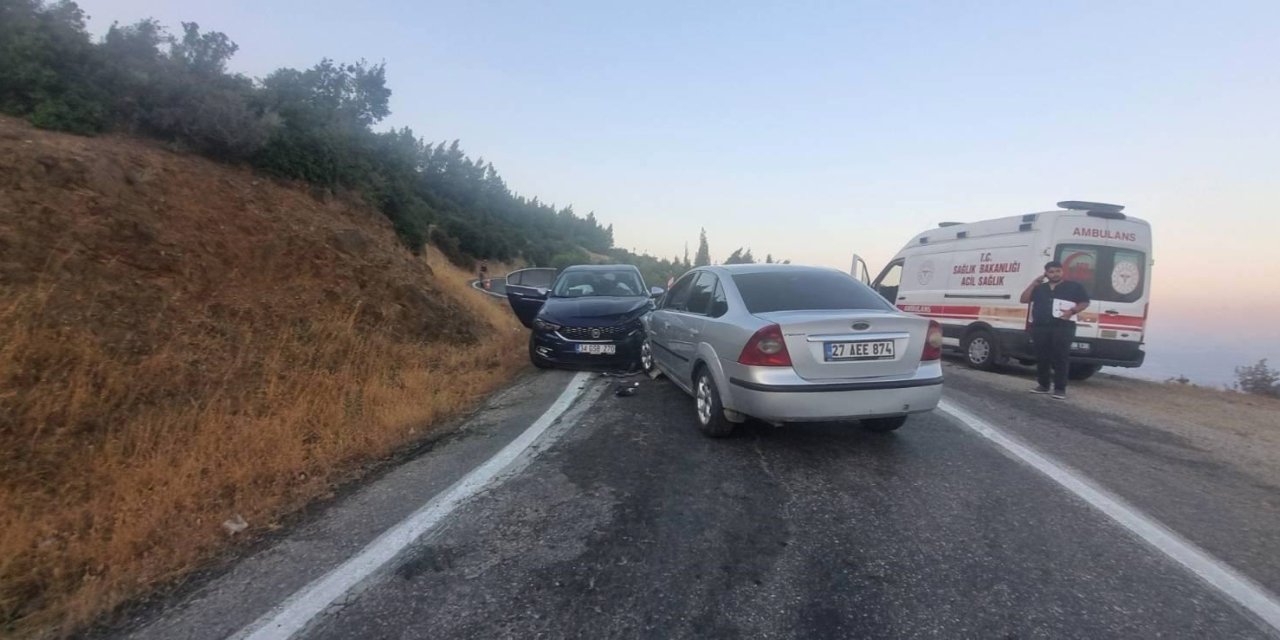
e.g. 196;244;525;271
231;371;594;640
938;398;1280;635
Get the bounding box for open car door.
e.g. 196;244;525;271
505;268;557;328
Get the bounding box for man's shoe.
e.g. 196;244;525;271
1030;386;1051;394
1052;391;1067;400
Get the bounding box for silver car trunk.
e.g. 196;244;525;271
755;310;927;381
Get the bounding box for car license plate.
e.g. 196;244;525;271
825;340;895;361
1071;341;1091;352
575;343;617;355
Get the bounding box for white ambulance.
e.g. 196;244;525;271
854;201;1152;380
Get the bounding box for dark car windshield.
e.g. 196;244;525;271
551;269;645;298
733;270;894;313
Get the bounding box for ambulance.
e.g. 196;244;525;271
853;201;1152;380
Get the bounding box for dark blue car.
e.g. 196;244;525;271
506;265;663;370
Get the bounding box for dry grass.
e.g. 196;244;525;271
0;250;524;638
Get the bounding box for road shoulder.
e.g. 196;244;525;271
941;360;1280;598
105;369;586;640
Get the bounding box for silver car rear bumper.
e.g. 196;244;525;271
721;361;943;422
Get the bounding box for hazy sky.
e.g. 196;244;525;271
77;0;1280;343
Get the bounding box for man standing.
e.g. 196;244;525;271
1019;260;1091;399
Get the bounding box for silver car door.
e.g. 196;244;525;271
652;272;697;376
670;272;718;382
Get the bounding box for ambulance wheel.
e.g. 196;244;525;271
1068;363;1101;381
962;329;1001;371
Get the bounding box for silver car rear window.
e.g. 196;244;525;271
732;271;894;313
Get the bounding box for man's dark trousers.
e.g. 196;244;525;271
1032;322;1075;392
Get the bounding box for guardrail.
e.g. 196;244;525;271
470;278;507;298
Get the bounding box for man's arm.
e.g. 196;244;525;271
1019;276;1045;304
1069;284;1091;317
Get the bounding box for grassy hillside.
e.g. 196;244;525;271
0;115;526;637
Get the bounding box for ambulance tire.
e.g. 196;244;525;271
1068;363;1102;381
961;329;1001;371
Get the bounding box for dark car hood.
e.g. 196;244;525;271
540;296;651;326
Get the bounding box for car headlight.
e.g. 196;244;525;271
533;318;562;332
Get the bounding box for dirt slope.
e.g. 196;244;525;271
0;116;525;637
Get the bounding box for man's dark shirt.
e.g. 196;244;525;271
1030;280;1090;325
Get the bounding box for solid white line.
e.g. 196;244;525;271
231;371;594;640
937;398;1280;635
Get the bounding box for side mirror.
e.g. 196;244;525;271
649;287;666;298
531;288;549;300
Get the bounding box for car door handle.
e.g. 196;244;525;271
1104;310;1120;315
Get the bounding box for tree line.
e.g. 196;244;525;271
0;0;790;277
0;0;612;266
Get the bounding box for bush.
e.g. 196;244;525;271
1234;359;1280;398
26;93;106;134
429;226;470;268
549;248;591;270
145;77;274;159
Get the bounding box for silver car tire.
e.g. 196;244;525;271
640;340;654;373
694;368;735;438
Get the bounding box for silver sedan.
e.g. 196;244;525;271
643;264;943;437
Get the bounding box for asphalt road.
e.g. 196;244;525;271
112;363;1280;640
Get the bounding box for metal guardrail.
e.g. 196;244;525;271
471;278;508;298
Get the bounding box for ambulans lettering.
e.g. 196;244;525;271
1073;227;1137;242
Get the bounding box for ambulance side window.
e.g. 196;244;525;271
874;260;904;302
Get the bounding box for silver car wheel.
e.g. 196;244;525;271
640;341;654;371
967;336;990;364
696;375;713;425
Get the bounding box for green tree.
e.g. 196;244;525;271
1234;359;1280;398
170;21;237;75
724;247;755;265
694;228;711;267
0;0;108;133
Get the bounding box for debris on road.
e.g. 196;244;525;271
222;514;249;535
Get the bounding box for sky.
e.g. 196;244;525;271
75;0;1280;381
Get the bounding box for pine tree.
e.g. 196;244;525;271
723;247;757;265
694;228;711;266
765;254;774;264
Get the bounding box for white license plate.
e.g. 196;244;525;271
575;344;617;355
1071;342;1091;352
825;340;895;361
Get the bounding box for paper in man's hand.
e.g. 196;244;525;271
1053;298;1075;319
